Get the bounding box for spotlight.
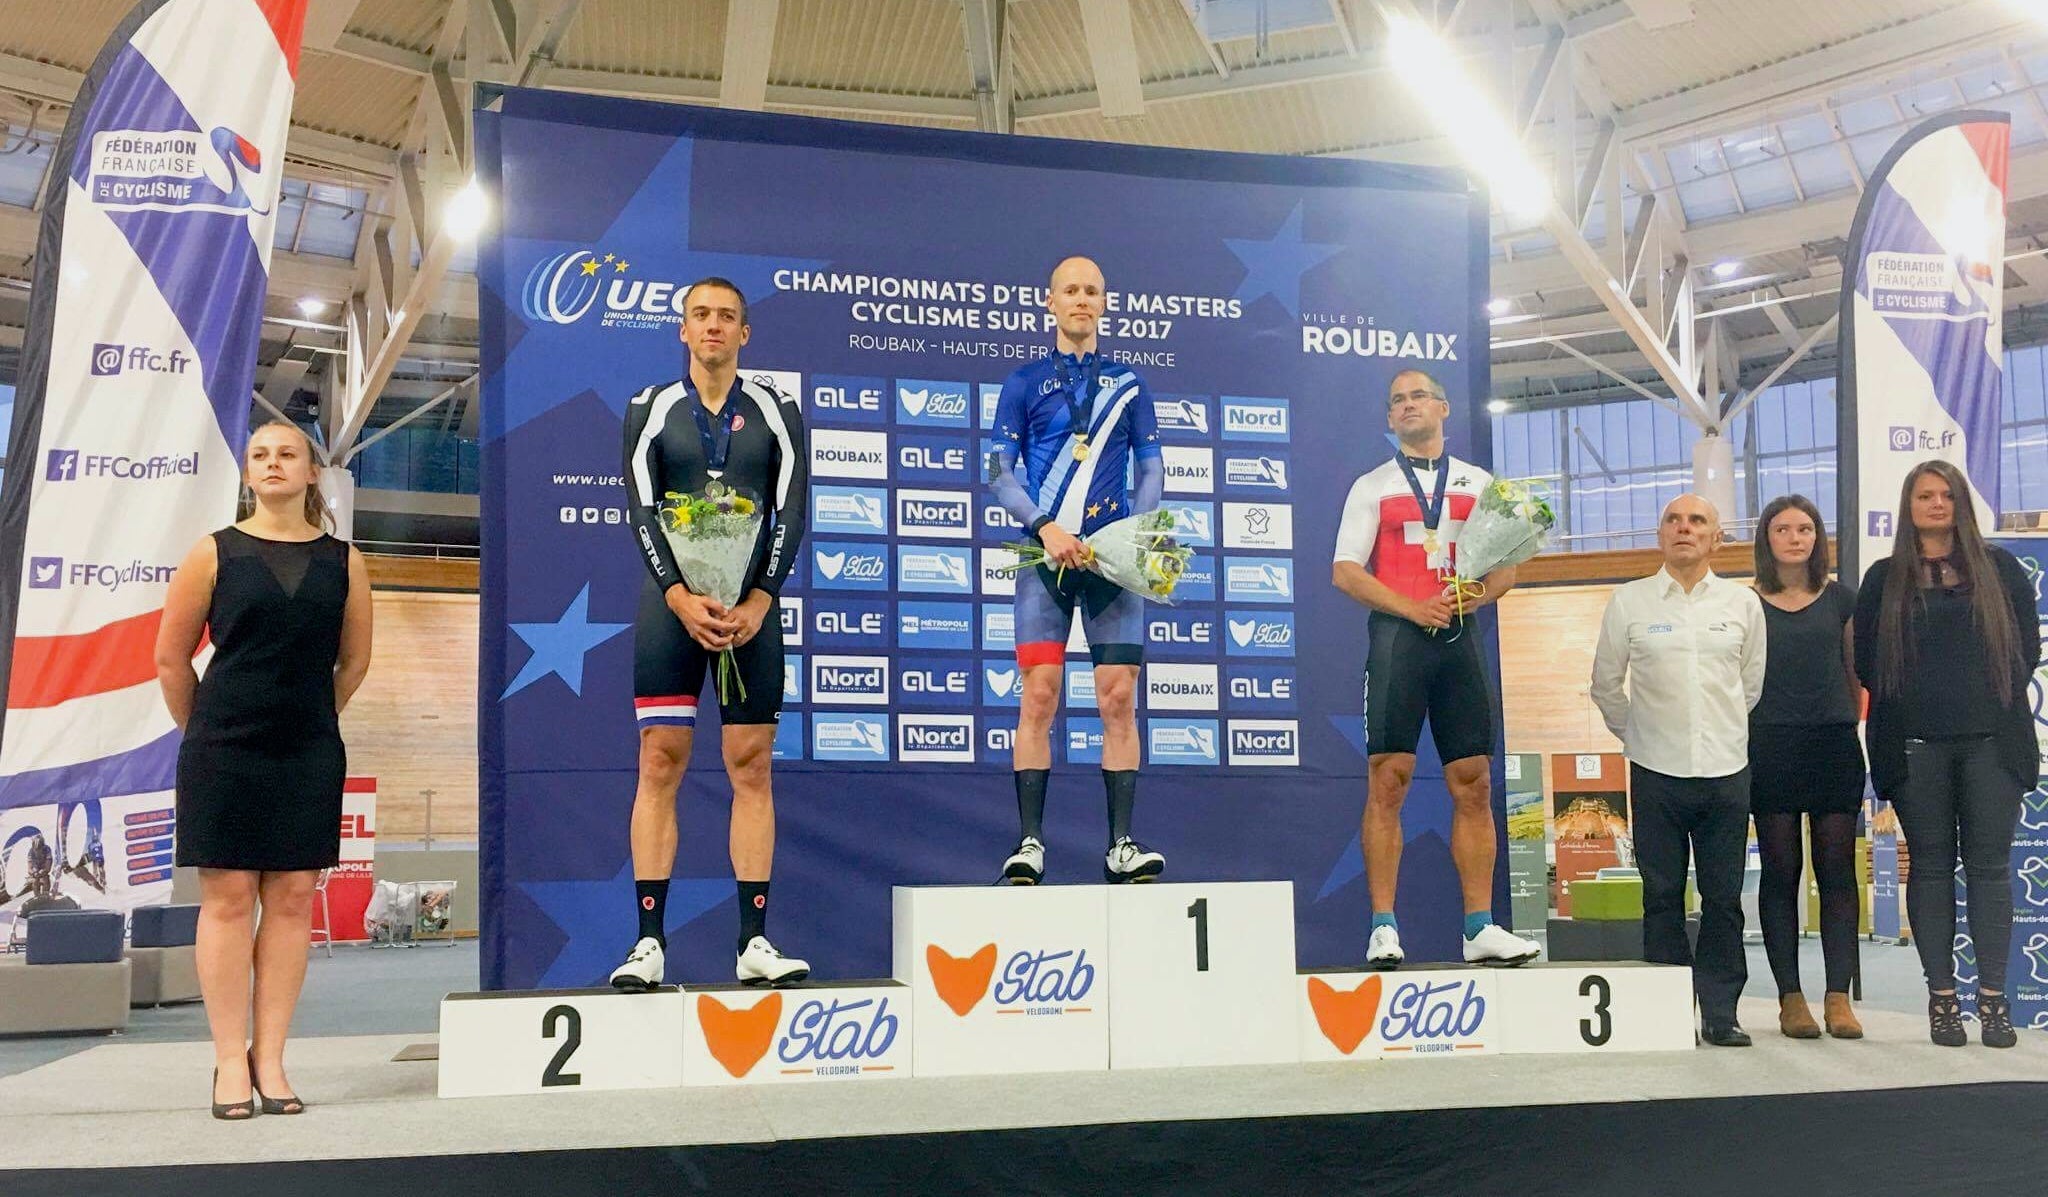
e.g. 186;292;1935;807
296;297;328;318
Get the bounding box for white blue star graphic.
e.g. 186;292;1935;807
1315;712;1453;899
1224;203;1343;318
519;862;736;987
502;583;631;699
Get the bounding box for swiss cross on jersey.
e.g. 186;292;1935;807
1332;455;1492;605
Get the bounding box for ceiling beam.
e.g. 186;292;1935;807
718;0;780;112
960;0;1012;133
1075;0;1145;119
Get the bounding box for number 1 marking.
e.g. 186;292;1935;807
1187;898;1210;972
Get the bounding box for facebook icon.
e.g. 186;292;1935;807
1867;510;1893;537
45;450;79;482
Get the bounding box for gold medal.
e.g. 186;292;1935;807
1423;528;1441;557
1072;437;1091;462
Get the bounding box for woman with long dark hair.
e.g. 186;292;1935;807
1749;494;1865;1040
156;422;373;1116
1855;460;2038;1048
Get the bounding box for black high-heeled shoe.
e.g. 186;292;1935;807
211;1066;255;1121
248;1050;306;1115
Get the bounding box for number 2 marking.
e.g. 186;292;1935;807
541;1004;583;1087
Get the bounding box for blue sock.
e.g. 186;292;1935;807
1463;912;1492;940
1371;912;1398;932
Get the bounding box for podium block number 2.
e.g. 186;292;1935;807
542;1004;583;1087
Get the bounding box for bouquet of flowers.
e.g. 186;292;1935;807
658;481;762;703
996;508;1194;604
1437;478;1557;634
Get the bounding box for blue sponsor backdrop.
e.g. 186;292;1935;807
477;88;1497;989
1983;539;2048;1030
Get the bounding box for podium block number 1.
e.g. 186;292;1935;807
1108;882;1298;1069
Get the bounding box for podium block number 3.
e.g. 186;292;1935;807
1579;975;1611;1047
542;1004;583;1087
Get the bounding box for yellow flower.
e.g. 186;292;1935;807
733;497;756;514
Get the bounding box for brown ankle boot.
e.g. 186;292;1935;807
1778;994;1821;1039
1824;992;1862;1039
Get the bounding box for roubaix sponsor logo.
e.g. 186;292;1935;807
1300;324;1460;361
896;379;972;428
896;490;973;540
899;714;975;762
1145;663;1219;712
1161;446;1214;495
1221;453;1290;492
1220;398;1290;442
1228;719;1300;766
812;713;890;761
87;127;273;216
811;430;890;480
27;557;175;592
810;656;889;705
91;343;190;376
1226;611;1297;657
812;542;890;591
810;375;888;424
1149;719;1221;766
46;450;199;483
979;547;1018;597
925;942;1096;1017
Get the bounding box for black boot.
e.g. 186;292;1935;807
1928;992;1966;1048
1978;994;2018;1049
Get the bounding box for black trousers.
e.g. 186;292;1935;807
1632;763;1751;1025
1893;736;2024;992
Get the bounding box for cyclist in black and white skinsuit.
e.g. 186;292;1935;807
609;278;811;991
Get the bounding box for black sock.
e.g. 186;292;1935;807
1015;768;1050;841
635;879;668;946
737;880;770;954
1103;769;1138;843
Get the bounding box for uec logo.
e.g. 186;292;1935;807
522;251;608;324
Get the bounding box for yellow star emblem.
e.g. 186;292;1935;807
1107;499;1119;512
1087;503;1101;519
603;252;616;262
579;259;600;276
614;260;630;272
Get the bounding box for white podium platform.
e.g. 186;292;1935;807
440;884;1697;1098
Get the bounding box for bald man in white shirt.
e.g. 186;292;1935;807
1590;494;1766;1047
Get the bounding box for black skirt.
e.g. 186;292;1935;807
1747;722;1866;815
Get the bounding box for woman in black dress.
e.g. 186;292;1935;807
155;422;373;1117
1748;494;1865;1041
1856;460;2038;1049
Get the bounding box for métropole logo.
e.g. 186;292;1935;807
925;942;1096;1017
91;343;190;376
46;449;199;483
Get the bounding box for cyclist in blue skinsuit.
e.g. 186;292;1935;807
987;255;1165;885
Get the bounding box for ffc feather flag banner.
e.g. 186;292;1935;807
1838;110;2008;580
0;0;304;930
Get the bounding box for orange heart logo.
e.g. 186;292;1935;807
698;992;782;1078
926;942;998;1017
1307;975;1383;1056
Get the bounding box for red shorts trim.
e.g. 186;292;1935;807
1015;641;1066;669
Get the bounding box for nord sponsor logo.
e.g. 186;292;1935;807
897;545;973;594
1222;502;1294;550
1228;719;1300;766
811;655;889;705
1161;445;1214;495
1227;666;1296;711
897;601;974;650
896;379;972;427
812;714;890;761
811;429;889;480
810;374;887;423
779;597;805;646
1145;663;1219;712
811;599;889;646
1222;454;1290;492
981;607;1017;651
979;547;1017;597
1063;661;1098;710
1223;556;1295;602
896;435;971;482
982;662;1026;706
895;489;972;540
900;714;975;762
92;343;189;376
898;657;973;706
812;542;890;590
1220;397;1290;442
1148;719;1220;766
1065;717;1105;765
1152;395;1211;437
811;485;887;536
1146;613;1215;656
1161;502;1215;547
1225;611;1297;657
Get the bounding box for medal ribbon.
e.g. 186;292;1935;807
691;386;741;474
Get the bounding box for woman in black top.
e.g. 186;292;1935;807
1855;460;2038;1049
1749;494;1865;1041
156;422;373;1117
